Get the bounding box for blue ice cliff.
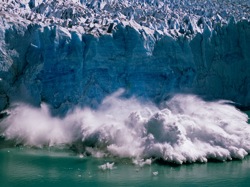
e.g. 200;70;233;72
0;0;250;113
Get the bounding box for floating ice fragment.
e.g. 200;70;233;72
98;162;115;170
152;171;158;176
79;154;84;158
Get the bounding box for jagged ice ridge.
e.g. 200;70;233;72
1;0;250;37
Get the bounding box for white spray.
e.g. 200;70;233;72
0;90;250;164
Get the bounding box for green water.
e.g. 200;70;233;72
0;111;250;187
0;146;250;187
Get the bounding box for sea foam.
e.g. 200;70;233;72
0;90;250;164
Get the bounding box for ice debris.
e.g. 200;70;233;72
98;162;115;170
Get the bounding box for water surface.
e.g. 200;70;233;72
1;146;250;187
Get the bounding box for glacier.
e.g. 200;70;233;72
0;0;250;164
0;0;250;112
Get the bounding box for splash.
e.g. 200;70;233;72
1;90;250;164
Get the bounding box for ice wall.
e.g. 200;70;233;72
0;20;249;113
0;0;250;113
191;19;250;107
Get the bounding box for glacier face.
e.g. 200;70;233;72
0;0;250;113
1;0;250;164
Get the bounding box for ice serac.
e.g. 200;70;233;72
0;0;250;112
191;20;250;107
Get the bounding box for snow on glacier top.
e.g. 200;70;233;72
0;0;250;37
